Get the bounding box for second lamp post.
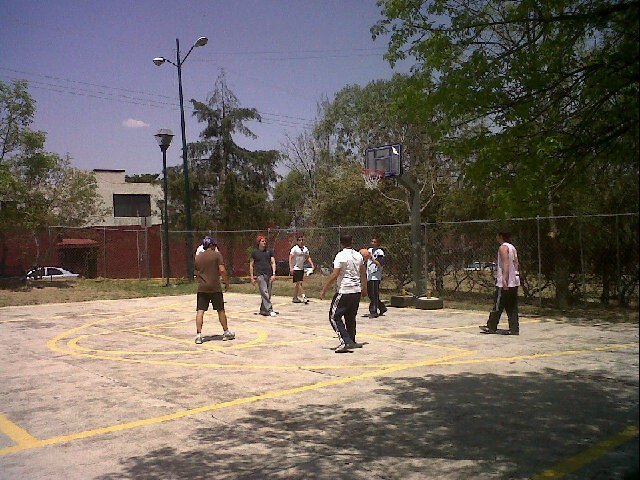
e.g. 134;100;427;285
155;129;174;287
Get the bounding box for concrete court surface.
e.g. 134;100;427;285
0;293;638;480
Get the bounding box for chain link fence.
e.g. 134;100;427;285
188;213;638;308
8;213;636;310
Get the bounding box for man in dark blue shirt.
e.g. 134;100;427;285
250;236;278;316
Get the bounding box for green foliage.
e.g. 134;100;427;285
272;169;307;227
313;75;460;226
372;0;639;305
0;80;105;231
373;0;639;218
125;173;159;184
181;72;280;230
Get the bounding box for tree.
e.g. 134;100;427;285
373;0;639;306
373;0;638;215
312;75;464;292
0;80;104;231
184;71;280;231
271;169;307;228
0;80;105;273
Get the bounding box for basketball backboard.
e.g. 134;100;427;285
364;144;402;178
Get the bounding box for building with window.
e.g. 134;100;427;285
93;169;162;227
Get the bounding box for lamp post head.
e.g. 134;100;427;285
194;36;208;47
153;57;166;66
155;129;174;151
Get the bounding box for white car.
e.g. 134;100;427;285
26;267;80;281
464;262;496;272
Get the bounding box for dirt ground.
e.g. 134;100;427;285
1;293;638;479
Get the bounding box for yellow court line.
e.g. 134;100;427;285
429;343;639;367
66;328;270;356
0;351;469;456
2;342;637;456
530;425;639;479
50;333;409;371
383;319;541;335
0;414;40;447
363;333;473;353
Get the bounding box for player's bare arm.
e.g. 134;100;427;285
499;244;509;289
360;264;368;297
270;256;277;282
320;268;340;300
249;258;256;285
289;253;295;275
219;264;229;292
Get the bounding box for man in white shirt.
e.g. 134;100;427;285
320;234;368;353
480;231;520;335
366;236;387;318
289;234;315;304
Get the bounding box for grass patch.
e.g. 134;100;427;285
1;276;637;324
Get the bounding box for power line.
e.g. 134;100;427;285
0;67;173;100
1;74;314;128
1;73;317;127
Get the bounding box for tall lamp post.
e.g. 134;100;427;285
155;129;174;287
153;36;208;279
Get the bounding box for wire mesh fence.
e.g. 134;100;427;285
187;213;638;308
5;213;636;311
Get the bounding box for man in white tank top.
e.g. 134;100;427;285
480;231;520;335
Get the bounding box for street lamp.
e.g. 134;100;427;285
155;129;174;287
153;36;208;279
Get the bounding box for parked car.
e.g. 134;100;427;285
26;267;80;281
275;260;315;276
463;262;496;272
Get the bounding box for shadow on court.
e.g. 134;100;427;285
96;369;639;480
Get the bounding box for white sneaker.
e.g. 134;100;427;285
222;330;235;341
301;295;309;304
195;334;203;344
269;311;277;317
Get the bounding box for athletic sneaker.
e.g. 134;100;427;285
334;344;352;353
301;294;309;304
292;298;302;303
479;325;497;334
346;342;363;349
269;311;278;317
222;330;235;341
195;333;203;344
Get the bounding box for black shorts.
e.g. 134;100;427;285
292;270;304;282
197;292;224;312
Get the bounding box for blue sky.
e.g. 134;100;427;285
1;0;408;175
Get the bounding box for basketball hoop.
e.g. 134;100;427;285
362;168;385;190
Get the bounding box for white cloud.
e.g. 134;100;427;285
122;118;150;128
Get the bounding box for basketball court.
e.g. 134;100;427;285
1;293;637;479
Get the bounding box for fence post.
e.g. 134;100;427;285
616;214;621;300
145;226;150;279
422;223;428;295
537;216;542;309
579;217;585;302
103;227;107;278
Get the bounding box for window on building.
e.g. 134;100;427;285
113;194;151;217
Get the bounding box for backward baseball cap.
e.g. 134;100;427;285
202;236;217;249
